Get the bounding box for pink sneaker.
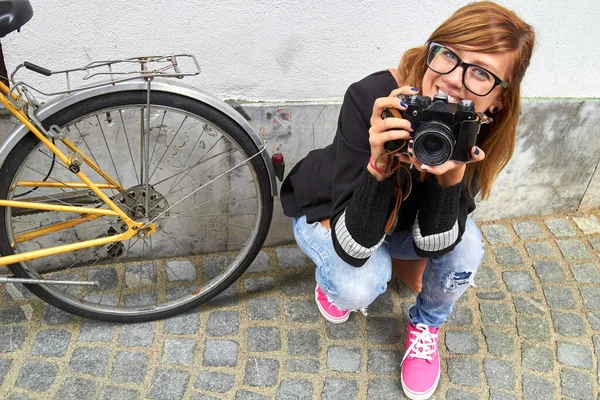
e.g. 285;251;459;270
314;285;350;324
401;322;441;400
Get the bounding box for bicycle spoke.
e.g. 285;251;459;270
96;115;123;189
148;115;188;182
119;109;140;185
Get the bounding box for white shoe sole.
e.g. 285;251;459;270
314;290;350;324
401;363;441;400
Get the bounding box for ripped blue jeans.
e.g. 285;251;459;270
292;215;484;327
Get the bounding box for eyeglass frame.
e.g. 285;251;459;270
427;42;509;97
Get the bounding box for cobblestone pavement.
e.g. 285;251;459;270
1;210;600;399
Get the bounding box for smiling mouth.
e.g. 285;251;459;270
436;87;461;103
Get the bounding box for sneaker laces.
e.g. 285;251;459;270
401;323;438;365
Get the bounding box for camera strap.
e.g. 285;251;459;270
378;151;413;234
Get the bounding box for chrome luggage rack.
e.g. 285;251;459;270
8;54;201;109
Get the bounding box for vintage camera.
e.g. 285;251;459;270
384;93;485;166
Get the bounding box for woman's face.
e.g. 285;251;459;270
421;45;512;113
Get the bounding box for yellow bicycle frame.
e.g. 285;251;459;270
0;81;155;267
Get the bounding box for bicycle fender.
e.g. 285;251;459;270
0;79;278;196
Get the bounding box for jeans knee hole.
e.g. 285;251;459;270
443;271;473;293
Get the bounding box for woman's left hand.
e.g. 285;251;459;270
397;143;485;186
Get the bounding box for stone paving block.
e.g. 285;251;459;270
286;359;320;373
446;306;473;325
288;329;320;356
481;249;491;265
581;287;600;309
512;296;545;315
484;358;515;389
16;360;58;391
481;225;513;244
522;373;555;400
545;218;576;236
493;246;524;267
195;371;235;393
118;322;155;347
513;220;546;239
543;286;576;309
588;312;600;330
322;378;358;400
245;358;279;387
42;304;75;325
68;346;110;376
525;242;557;259
367;349;402;374
0;306;27;323
483;328;515;358
522;343;554;372
502;271;535;292
147;368;190;400
110;351;148;383
203;256;233;280
480;302;513;326
247;326;281;352
551;311;586;337
367;317;401;344
280;270;314;297
206;311;239;336
277;379;313;400
561;368;594;400
166;260;196;281
473;265;499;289
88;267;119;290
31;329;70;357
573;215;600;234
246;297;280;320
0;357;11;385
163;310;200;334
445;330;478;354
206;284;238;308
0;326;25;352
570;262;600;283
99;386;140;400
516;315;551;340
590;237;600;251
327;346;361;372
78;319;115;342
243;277;275;293
7;394;32;400
557;342;593;369
203;340;238;367
83;294;117;306
124;291;157;307
447;358;481;386
446;389;479;400
367;379;403;399
284;299;319;323
532;260;565;282
54;376;97;400
327;319;359;340
125;263;157;287
246;251;270;273
476;291;505;300
556;239;589;260
369;290;395;314
235;390;270;400
162;338;196;365
3;283;35;300
276;247;310;268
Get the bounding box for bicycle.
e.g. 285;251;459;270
0;0;284;322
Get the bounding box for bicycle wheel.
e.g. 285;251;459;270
0;90;273;322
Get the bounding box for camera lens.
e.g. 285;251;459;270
413;121;454;166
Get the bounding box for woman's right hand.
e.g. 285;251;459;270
367;86;418;180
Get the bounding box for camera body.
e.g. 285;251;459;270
384;93;482;166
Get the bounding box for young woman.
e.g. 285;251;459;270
280;2;534;399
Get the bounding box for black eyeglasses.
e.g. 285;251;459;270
426;42;509;97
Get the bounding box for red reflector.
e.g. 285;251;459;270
272;153;284;163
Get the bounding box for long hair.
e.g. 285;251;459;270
397;1;535;199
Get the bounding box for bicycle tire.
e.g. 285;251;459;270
0;90;273;322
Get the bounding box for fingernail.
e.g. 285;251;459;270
410;123;416;130
474;147;480;155
409;132;414;138
408;142;413;149
408;152;413;157
411;87;419;92
400;101;408;108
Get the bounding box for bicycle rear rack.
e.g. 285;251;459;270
7;54;201;110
